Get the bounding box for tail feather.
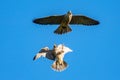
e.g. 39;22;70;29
54;25;72;34
51;60;68;72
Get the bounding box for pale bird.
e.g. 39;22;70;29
33;44;72;72
33;11;100;34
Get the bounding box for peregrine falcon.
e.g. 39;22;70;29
33;44;72;72
33;11;100;34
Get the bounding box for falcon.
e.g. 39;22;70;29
33;44;72;72
33;11;100;34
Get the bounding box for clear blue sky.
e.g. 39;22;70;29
0;0;120;80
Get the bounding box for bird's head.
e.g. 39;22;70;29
67;11;72;15
53;44;57;48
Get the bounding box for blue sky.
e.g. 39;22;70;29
0;0;120;80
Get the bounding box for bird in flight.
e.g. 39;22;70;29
33;11;100;34
33;44;72;72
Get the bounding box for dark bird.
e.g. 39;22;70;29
33;11;100;34
33;44;72;72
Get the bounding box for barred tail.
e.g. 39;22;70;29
51;60;68;72
54;25;72;34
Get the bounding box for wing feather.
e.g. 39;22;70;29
33;47;49;61
70;15;100;25
33;52;47;60
33;15;64;25
57;44;72;55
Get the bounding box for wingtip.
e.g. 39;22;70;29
33;19;37;23
96;21;100;25
33;18;41;24
33;56;36;61
88;20;100;25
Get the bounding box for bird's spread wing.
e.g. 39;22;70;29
39;47;49;53
33;52;47;60
70;15;99;25
33;47;49;60
57;44;72;55
46;50;56;60
33;15;64;25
